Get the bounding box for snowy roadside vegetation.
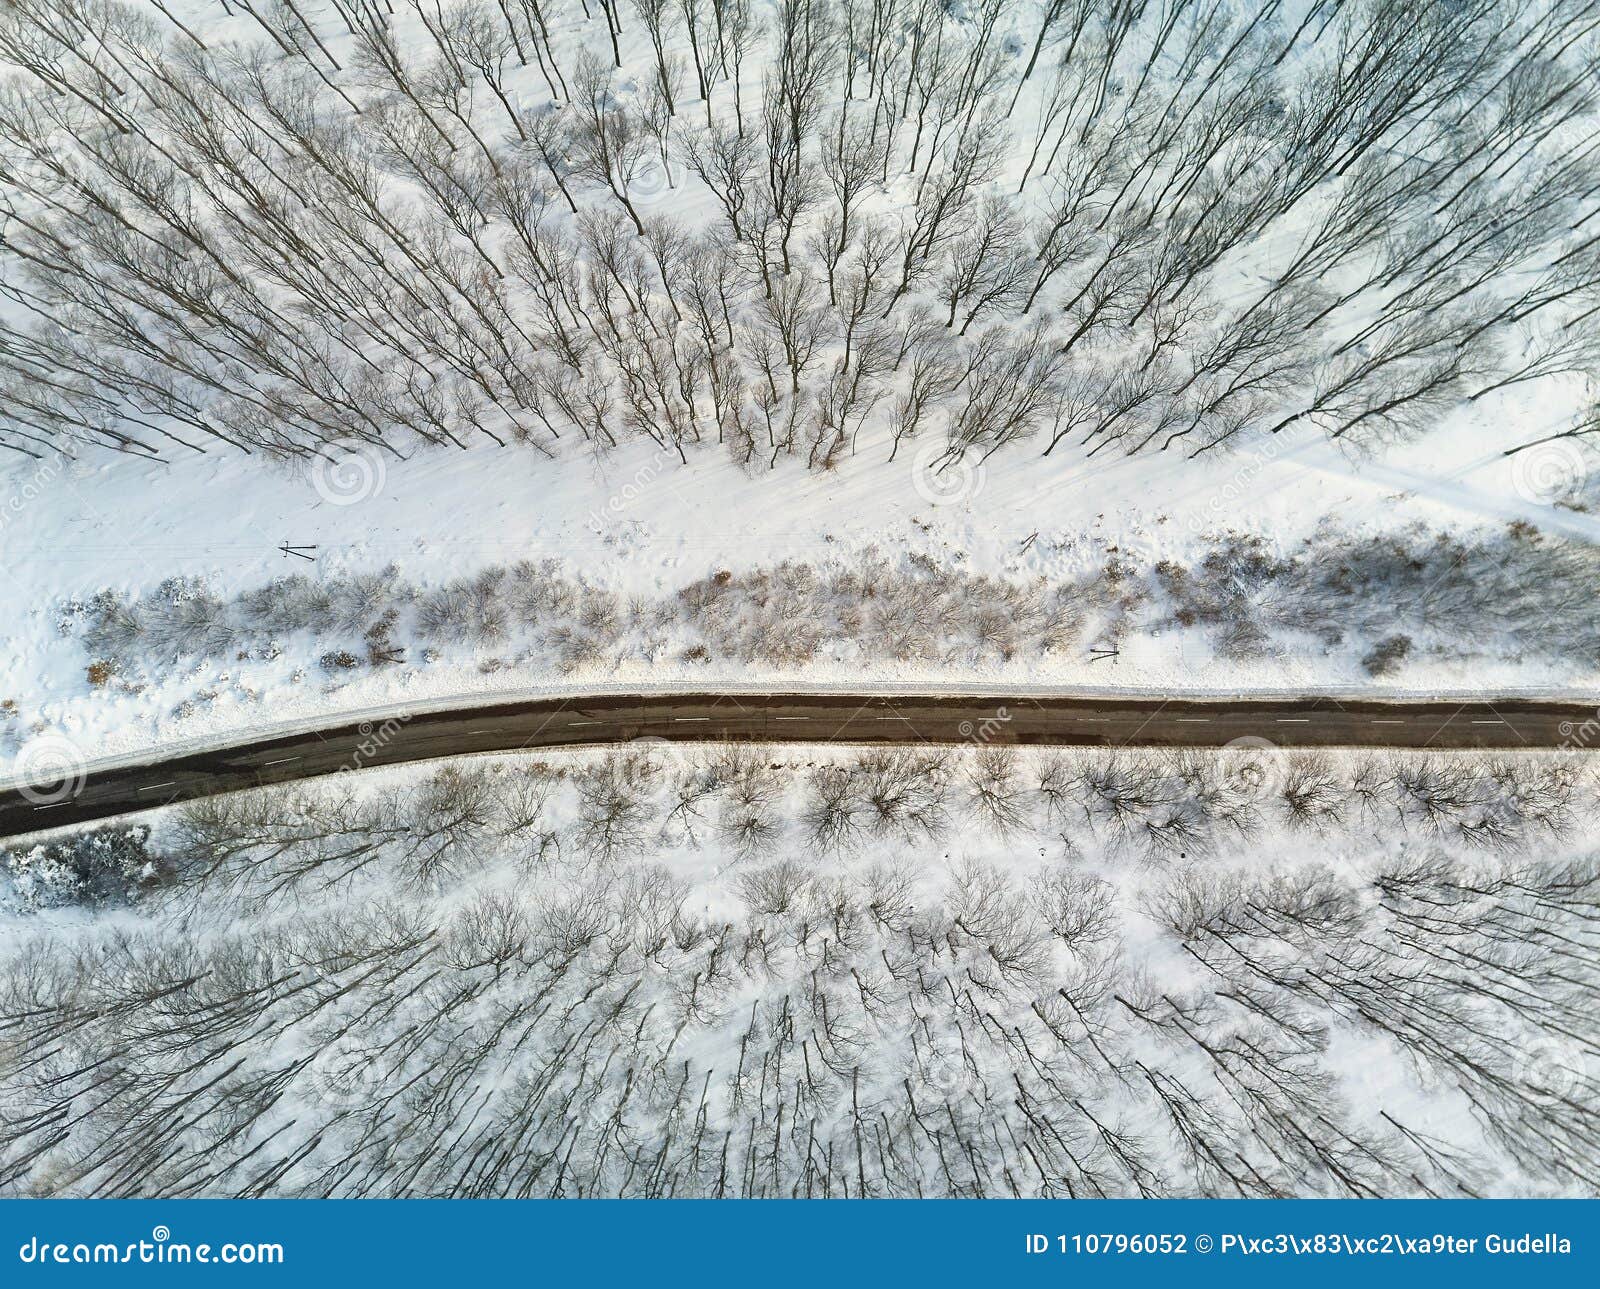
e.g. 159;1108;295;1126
1;0;1598;471
61;522;1600;696
2;743;1596;1196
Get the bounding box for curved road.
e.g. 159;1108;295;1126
2;691;1595;839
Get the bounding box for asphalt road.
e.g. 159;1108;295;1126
2;692;1594;839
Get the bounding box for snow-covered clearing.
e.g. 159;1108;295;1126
6;413;1600;776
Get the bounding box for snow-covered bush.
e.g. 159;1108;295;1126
1;825;158;912
70;522;1600;686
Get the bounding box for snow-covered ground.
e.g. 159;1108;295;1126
3;742;1594;1196
4;397;1598;777
2;0;1597;1206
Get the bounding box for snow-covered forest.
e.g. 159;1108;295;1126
2;744;1596;1197
3;0;1600;1209
1;0;1598;469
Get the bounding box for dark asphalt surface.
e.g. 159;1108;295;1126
2;692;1595;839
